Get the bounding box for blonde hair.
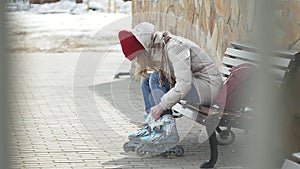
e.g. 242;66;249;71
138;31;175;87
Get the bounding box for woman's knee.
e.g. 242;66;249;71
149;72;160;89
140;76;149;89
149;71;159;81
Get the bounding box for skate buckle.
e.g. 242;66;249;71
150;120;164;129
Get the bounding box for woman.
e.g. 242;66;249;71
118;22;222;145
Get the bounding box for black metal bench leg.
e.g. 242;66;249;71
114;72;130;78
200;130;218;168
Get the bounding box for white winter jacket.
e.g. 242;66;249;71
131;22;223;109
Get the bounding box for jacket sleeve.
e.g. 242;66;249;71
159;44;193;110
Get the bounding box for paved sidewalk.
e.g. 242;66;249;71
8;51;248;169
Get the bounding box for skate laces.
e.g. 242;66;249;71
142;131;165;143
148;132;178;144
138;125;151;137
129;125;151;138
149;120;164;130
149;118;170;133
152;132;167;143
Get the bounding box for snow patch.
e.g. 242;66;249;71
7;0;131;15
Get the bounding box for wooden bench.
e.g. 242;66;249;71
172;41;300;168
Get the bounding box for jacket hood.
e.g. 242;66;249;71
131;22;155;52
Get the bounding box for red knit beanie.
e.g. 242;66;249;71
118;30;145;61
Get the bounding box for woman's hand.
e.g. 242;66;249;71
150;104;164;120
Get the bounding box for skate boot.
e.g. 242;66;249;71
136;114;184;157
123;124;152;153
123;114;156;153
128;125;151;141
143;112;149;120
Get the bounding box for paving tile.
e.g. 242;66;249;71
7;52;246;169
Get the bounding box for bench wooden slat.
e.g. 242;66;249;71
231;41;300;59
219;66;230;76
293;152;300;163
222;56;252;67
225;48;292;68
281;159;300;169
221;76;227;81
225;48;260;63
221;57;287;80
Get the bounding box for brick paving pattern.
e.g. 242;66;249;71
8;52;248;169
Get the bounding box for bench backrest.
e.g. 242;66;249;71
220;42;300;84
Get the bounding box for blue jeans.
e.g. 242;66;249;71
141;71;172;117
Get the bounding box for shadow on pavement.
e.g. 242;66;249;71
93;78;246;169
93;77;145;126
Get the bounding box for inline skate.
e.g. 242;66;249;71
135;114;184;157
123;125;151;152
123;114;157;152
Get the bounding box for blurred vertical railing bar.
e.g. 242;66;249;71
0;0;9;168
245;0;287;168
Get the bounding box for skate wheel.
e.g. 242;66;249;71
162;151;171;157
136;146;146;156
123;141;134;152
216;130;235;146
175;145;184;157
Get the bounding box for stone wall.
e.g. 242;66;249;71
132;0;300;60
